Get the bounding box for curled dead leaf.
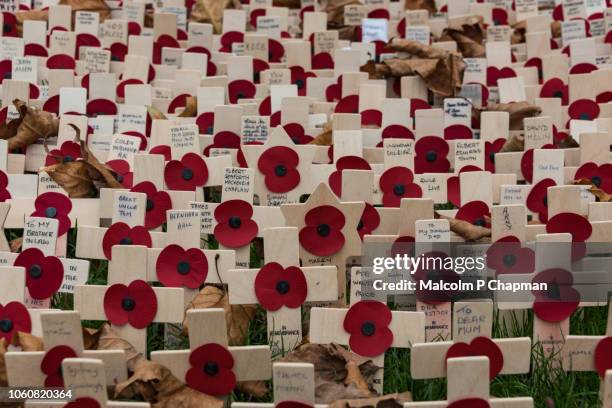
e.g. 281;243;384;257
184;285;256;346
318;0;362;28
279;343;378;403
437;213;491;241
405;0;436;13
178;96;198;118
310;123;333;146
148;105;168;121
0;332;44;386
0;100;59;151
574;179;612;202
328;392;413;408
500;134;524;153
191;0;241;34
440;23;485;58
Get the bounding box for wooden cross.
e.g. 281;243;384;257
73;245;185;354
25;358;150;408
5;310;128;388
404;357;534;407
281;182;364;303
309;301;425;393
242;126;317;206
150;308;272;398
231;362;319;408
226;227;338;356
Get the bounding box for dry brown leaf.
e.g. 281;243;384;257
148;105;168;121
437;213;491;241
178;96;198;118
15;0;110;35
440;23;485;58
557;134;579;148
574;179;612;202
183;285;256;346
0;332;44;386
310;123;333;146
9;237;22;253
318;0;362;28
235;380;268;398
83;324;144;371
272;0;301;7
191;0;241;34
328;392;413;408
363;39;465;97
1;100;59;151
405;0;436;13
279;343;378;403
500;134;524;153
475;102;542;130
511;20;526;44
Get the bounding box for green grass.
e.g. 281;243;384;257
9;225;609;407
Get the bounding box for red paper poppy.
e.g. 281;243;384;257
326;76;342;102
0;170;9;202
391;235;416;258
116;78;143;99
164;153;209;191
84;97;117;116
486;66;516;87
343;300;392;357
328;156;371;196
312;52;334;69
220;31;244;53
41;345;77;387
31;192;72;236
276;402;313;408
106;159;133;188
546;213;592;242
42;95;59;114
410;99;431;117
128;21;141;36
485;138;506;172
414;136;450;174
0;302;31;343
254;262;307;311
335;94;359;113
186;343;236;396
249;7;266;27
168;93;190;114
290;66;316;97
150;145;171;161
269;39;285;63
75;33;100;57
253;59;269;83
447;399;490;408
65;397;101;408
532;268;580;322
228;79;256;104
444;124;472;140
575;162;612;193
14;248;63;300
2;12;18;37
258;146;300;193
104;279;157;328
379;167;422;207
361;109;382;127
131;181;172;229
156;245;208;289
594;336;612;378
196;112;215;135
520;144;555;183
569;63;598;75
527;178;556;223
0;60;11;84
597;91;612;104
456;200;490;228
378;125;415;147
280;123;311;145
109;42;128;62
45;141;81;166
24;43;48;57
203;131;241;156
446;336;503;379
492;7;508;25
568;99;600;121
486;236;535;275
358;203;380;240
299;205;345;257
153;34;180;64
412;251;460;304
447;166;482;207
102;222;152;260
214;199;258;248
524;57;543;83
46;54;75;70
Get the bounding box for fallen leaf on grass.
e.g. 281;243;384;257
328;392;413;408
183;285;257;346
279;343;378;403
0;332;44;386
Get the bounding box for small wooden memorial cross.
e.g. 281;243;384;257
25;358;150;408
74;246;185;354
404;357;534;407
5;311;128;388
151;308;272;398
281;182;365;303
231;362;319;408
226;227;338;356
309;301;425;393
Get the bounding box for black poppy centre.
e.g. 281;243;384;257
62;155;74;163
360;321;376;336
0;318;13;333
228;216;242;229
146;199;155;211
276;280;290;294
45;207;57;218
503;254;516;267
317;223;331;237
177;261;191;275
591;176;602;187
426;150;437;162
393;184;405;196
121;297;136;311
547;280;561;300
203;361;219;376
28;264;43;279
182;168;194;181
119;237;133;245
295;79;304;89
275;164;287;177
